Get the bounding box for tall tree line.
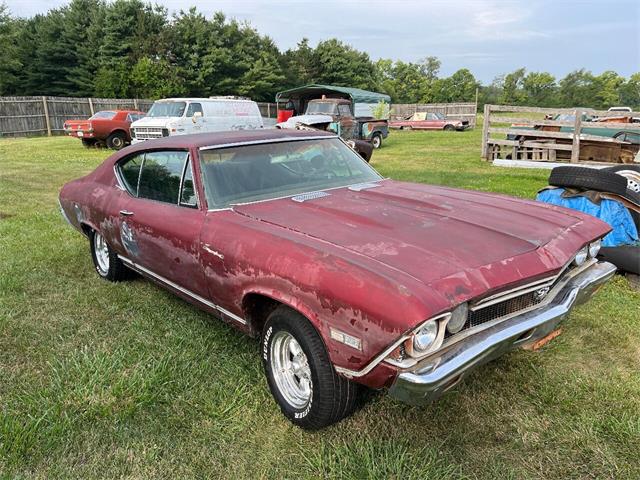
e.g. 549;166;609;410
0;0;638;108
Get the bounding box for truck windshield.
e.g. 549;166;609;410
147;102;187;118
199;138;381;208
305;102;338;115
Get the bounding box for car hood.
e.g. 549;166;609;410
233;180;608;298
131;117;173;127
276;114;333;129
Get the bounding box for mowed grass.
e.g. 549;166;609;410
1;130;639;479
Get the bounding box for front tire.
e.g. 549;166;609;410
81;138;97;148
371;133;382;149
262;306;359;429
444;124;455;131
89;230;131;281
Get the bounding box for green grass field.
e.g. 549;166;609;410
1;130;639;479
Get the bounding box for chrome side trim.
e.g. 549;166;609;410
198;135;335;151
117;255;246;325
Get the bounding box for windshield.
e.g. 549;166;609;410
199;138;381;208
146;102;187;118
90;111;116;120
305;102;338;115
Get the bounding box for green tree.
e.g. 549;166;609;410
618;73;640;109
0;4;21;95
522;71;557;106
432;68;479;103
130;57;185;98
312;39;377;90
501;68;527;104
558;69;596;107
592;70;624;109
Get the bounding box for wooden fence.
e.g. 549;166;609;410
0;96;278;137
390;102;478;128
481;104;640;165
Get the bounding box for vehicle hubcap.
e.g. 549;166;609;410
270;331;312;409
93;232;110;275
113;137;123;148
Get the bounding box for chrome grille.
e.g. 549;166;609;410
133;127;164;140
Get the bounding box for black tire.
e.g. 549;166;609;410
604;165;640;174
443;124;455;131
598;246;640;275
549;166;628;195
89;229;131;282
371;133;382;149
106;131;127;150
81;138;97;148
261;306;359;430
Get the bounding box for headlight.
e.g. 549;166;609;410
573;246;588;266
413;321;438;353
588;239;601;258
447;303;468;334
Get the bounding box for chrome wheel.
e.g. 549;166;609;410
93;232;110;275
270;330;312;409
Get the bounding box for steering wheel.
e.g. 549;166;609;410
309;155;337;180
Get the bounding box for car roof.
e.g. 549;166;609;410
121;129;336;154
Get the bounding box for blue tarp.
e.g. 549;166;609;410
536;188;639;247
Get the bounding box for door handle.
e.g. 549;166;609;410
119;210;134;216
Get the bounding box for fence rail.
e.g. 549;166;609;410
481;104;640;165
0;96;278;137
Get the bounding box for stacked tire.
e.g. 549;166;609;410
548;165;640;275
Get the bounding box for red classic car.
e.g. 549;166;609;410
390;112;470;131
59;129;615;429
63;110;145;150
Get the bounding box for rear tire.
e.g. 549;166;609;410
371;133;382;149
89;230;131;282
261;306;359;430
81;138;97;148
106;131;127;150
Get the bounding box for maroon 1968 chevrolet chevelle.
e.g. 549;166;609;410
59;129;615;429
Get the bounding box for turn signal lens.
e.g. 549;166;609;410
573;246;588;266
588;239;601;258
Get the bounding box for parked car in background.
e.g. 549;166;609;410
275;85;389;148
59;129;615;429
130;97;263;142
63;110;144;150
390;112;470;131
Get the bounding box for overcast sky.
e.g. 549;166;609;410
7;0;640;83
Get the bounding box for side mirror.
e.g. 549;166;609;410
192;111;203;123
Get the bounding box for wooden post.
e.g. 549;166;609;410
267;102;271;118
88;97;95;116
133;98;139;110
42;96;51;136
474;87;479;128
571;109;582;163
481;104;490;159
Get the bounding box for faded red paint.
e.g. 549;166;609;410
63;110;144;145
59;130;611;390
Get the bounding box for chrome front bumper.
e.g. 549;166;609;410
388;261;617;406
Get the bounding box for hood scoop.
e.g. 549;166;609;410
291;191;331;203
348;182;381;192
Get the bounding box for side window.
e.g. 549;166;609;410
138;151;188;203
338;104;352;117
180;160;197;207
118;154;144;195
427;113;437;121
186;103;203;117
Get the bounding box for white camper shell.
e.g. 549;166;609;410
131;97;263;142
